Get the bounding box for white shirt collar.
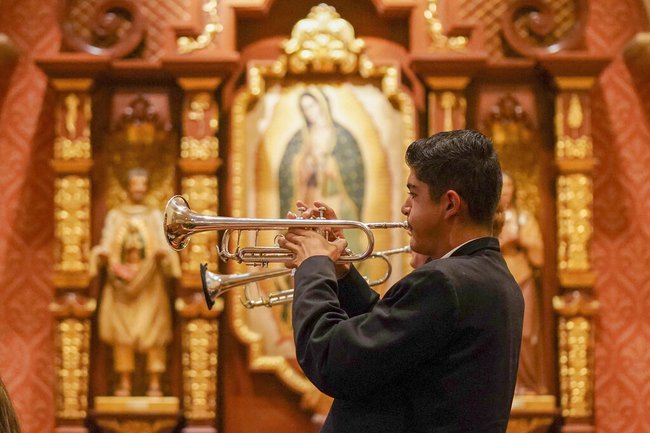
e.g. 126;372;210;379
440;237;482;259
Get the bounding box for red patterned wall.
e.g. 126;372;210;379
0;1;649;433
0;0;58;432
589;1;650;432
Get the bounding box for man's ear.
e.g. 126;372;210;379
443;190;461;218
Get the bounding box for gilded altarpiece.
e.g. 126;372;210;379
411;1;608;431
226;4;415;417
40;0;230;431
49;78;96;429
36;1;612;432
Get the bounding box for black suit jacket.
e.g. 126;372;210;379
292;237;524;433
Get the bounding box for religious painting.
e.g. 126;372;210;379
229;80;414;410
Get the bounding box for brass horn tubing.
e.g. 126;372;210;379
204;268;292;301
240;245;411;308
365;245;411;286
166;193;384;258
242;288;294;309
221;222;409;265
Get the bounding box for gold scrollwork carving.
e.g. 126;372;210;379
568;93;584;130
64;93;79;137
54;176;90;273
54;137;91;160
248;5;400;100
181;319;218;420
181;176;219;273
181;137;219;160
557;174;592;271
440;92;455;131
96;419;177;433
555;93;592;159
187;91;219;139
58;92;92;141
283;4;365;74
556;135;593;159
54;318;92;419
177;0;223;54
555;313;595;418
424;0;468;51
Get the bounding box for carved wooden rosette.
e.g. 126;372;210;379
540;56;608;433
175;294;223;425
177;78;223;290
50;78;96;428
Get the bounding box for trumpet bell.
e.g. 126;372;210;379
200;263;216;310
201;263;292;310
164;195;193;251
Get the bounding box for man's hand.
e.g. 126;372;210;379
295;200;346;242
277;228;348;269
288;201;351;277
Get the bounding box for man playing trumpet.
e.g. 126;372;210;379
278;130;524;433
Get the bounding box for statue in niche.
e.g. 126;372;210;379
498;172;547;395
91;168;180;396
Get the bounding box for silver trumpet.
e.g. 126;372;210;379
200;246;411;309
165;195;409;266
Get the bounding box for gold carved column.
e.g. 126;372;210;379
177;78;222;288
539;55;609;433
409;55;487;134
175;294;223;432
176;77;223;433
425;77;469;134
50;77;96;433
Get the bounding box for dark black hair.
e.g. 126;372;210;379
405;130;502;228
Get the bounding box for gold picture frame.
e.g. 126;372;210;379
227;4;416;414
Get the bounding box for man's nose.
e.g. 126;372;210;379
401;203;410;216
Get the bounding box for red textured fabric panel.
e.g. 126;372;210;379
0;1;59;433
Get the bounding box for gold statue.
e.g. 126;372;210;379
91;168;180;396
498;173;547;395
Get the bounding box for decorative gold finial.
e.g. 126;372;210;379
177;0;223;54
283;4;365;73
424;0;468;51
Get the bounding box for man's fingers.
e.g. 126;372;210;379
332;237;348;254
277;235;298;251
285;228;312;239
313;201;338;219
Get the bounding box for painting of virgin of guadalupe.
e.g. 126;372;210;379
239;83;406;360
279;88;365;252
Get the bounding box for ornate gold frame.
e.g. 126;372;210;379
228;4;415;412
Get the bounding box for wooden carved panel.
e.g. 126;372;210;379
61;0;192;60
